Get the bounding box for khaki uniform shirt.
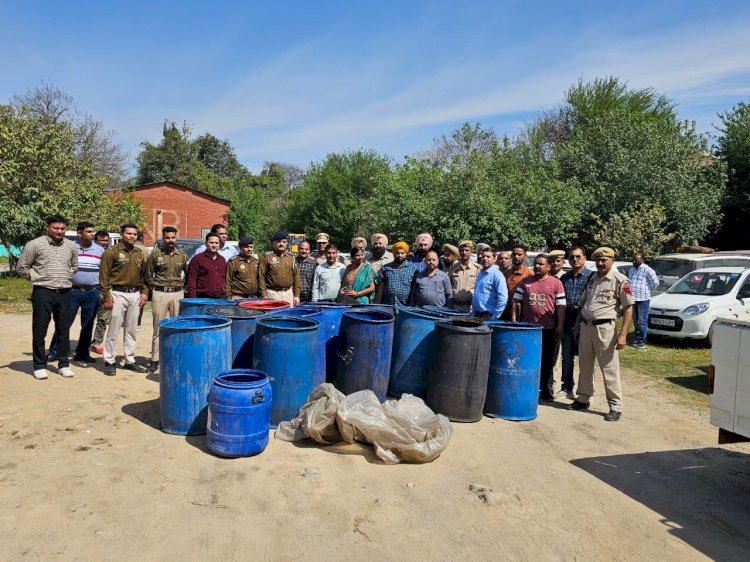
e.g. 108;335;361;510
259;251;301;298
99;242;148;300
366;250;395;273
145;248;188;289
578;268;634;321
449;260;481;304
226;255;260;298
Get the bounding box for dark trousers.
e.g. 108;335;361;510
32;287;72;370
561;309;578;392
540;328;557;399
49;287;100;359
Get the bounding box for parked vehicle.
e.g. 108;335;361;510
647;267;750;343
154;237;205;257
710;315;750;442
649;252;750;295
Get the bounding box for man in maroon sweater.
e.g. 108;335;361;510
186;233;227;298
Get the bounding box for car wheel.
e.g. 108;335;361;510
706;321;716;347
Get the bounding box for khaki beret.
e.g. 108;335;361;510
548;250;566;259
315;232;330;243
443;244;459;257
458;240;474;249
592;247;615;259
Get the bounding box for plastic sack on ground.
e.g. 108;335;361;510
276;383;453;464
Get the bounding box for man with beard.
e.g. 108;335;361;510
295;240;317;302
501;244;534;320
366;233;393;273
376;241;417;305
512;254;566;401
408;233;433;272
439;244;459;272
409;249;453;307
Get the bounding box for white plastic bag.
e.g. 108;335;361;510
276;384;453;464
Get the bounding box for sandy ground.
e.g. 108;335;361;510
1;310;749;562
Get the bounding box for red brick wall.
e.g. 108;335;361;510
132;184;229;247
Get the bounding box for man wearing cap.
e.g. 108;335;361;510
471;246;508;320
366;233;393;273
376;241;417;305
568;247;633;422
408;233;433;272
295;240;317;302
549;250;566;278
314;232;345;265
259;230;300;306
145;226;188;373
439;244;459;273
449;240;481;311
501;244;534;320
225;237;260;299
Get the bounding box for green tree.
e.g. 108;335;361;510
591;202;673;258
714;101;750;248
0;105;142;268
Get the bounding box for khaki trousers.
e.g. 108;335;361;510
576;321;623;411
266;288;294;306
151;290;183;361
105;291;141;366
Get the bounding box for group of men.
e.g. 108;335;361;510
19;218;658;421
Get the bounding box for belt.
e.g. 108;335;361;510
267;286;292;291
73;285;99;291
154;286;183;293
112;285;140;293
34;286;70;294
581;318;614;326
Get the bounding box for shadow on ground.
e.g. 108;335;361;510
666;373;709;394
571;447;750;560
121;398;160;431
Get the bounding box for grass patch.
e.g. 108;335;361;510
619;320;710;410
0;275;33;314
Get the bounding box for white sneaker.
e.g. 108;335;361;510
58;367;75;378
33;369;48;380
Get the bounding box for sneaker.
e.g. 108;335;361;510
634;342;646;350
604;410;622;422
567;400;589;411
58;367;75;378
103;362;116;376
32;369;49;380
74;356;97;365
122;362;147;374
566;390;576;400
148;360;159;373
90;345;104;355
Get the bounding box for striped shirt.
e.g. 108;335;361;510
378;260;417;305
72;240;104;287
514;275;566;329
627;264;659;301
16;235;78;289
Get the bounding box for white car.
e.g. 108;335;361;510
648;267;750;343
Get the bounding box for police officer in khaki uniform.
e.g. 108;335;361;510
145;226;188;372
568;247;633;421
449;240;481;311
226;237;260;299
99;223;149;376
258;230;300;306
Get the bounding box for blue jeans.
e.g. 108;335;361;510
633;300;650;345
49;287;101;359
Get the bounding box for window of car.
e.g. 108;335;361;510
650;259;693;278
738;278;750;300
722;258;750;268
669;271;742;296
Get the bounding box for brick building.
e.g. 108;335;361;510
129;182;231;247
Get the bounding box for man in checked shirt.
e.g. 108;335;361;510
627;252;660;349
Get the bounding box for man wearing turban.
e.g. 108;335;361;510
366;233;394;273
408;233;433;273
376;241;417;306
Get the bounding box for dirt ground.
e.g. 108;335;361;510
1;310;749;561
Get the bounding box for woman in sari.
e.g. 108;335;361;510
339;246;376;304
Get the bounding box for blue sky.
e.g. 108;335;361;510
2;1;750;174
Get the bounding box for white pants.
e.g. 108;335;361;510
105;291;141;365
266;288;294;306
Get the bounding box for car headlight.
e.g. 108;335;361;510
682;303;710;316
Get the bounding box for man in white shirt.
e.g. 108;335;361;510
312;244;346;301
192;224;238;261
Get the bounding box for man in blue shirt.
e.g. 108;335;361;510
559;247;594;399
47;221;105;365
471;247;508;320
376;241;417;305
409;250;453;307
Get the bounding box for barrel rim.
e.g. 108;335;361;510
304;302;351;309
214;369;269;388
397;305;451;321
159;314;232;330
422;305;471;316
256;316;319;331
265;306;323;318
179;297;238;306
435;319;492;333
484;320;543;331
205;306;265;318
342;309;395;323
